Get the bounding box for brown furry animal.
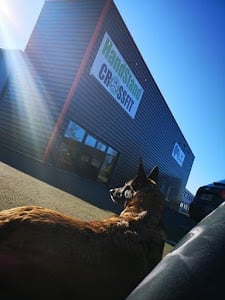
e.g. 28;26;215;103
0;160;165;300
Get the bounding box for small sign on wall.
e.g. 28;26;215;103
172;142;185;167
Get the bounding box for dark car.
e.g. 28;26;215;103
189;179;225;222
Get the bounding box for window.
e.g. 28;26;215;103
107;147;117;157
98;150;118;183
96;141;107;152
85;134;97;147
64;121;85;142
57;120;119;183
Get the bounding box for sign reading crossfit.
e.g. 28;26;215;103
90;32;144;119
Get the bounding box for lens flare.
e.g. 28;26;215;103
2;49;56;158
0;2;56;159
0;1;22;49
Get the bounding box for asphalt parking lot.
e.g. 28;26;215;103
0;161;113;221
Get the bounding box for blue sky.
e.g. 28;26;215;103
0;0;225;195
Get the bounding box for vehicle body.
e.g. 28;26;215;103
189;179;225;222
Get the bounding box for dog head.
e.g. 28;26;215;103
110;159;160;207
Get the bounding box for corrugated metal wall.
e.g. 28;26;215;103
25;0;105;103
0;0;194;203
0;0;105;159
55;1;194;201
0;51;44;156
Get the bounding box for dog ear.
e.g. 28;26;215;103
148;166;159;184
137;158;146;178
133;159;149;190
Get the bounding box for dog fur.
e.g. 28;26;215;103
0;160;165;299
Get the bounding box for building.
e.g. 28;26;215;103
0;0;194;210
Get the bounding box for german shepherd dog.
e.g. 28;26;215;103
0;160;165;300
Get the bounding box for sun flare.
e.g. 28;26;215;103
0;0;54;156
0;0;23;49
0;1;12;19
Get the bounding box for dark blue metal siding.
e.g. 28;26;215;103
0;0;105;159
26;0;104;96
0;51;55;157
25;0;106;125
59;1;194;201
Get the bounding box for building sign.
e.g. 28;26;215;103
172;142;185;167
90;32;144;119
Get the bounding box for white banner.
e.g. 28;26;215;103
90;32;144;119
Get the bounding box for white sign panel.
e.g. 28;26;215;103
172;142;185;167
90;32;144;119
